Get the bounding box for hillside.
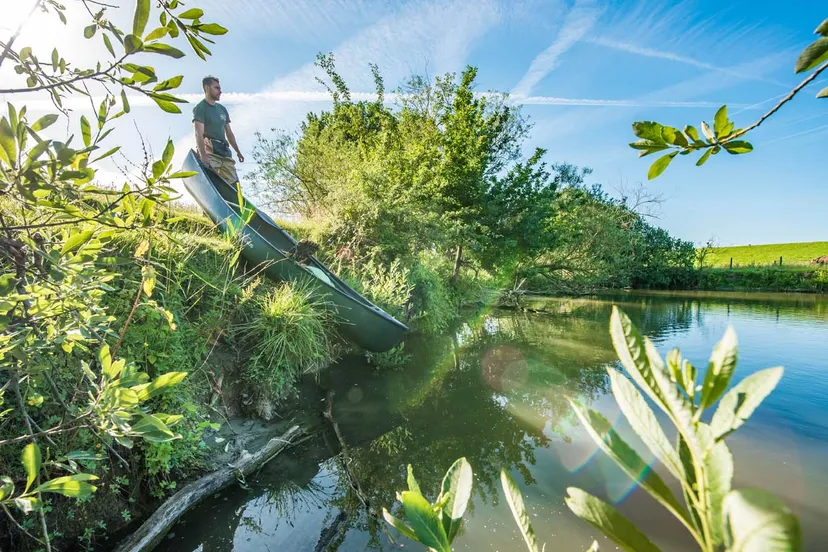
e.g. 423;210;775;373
704;241;828;267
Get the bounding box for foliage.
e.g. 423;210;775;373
524;183;697;292
697;266;828;293
0;0;228;548
386;306;801;551
250;56;565;289
631;16;828;178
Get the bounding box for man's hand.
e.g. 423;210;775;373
237;151;245;163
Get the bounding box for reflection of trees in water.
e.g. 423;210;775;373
158;300;718;551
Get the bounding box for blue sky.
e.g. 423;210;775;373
2;0;826;246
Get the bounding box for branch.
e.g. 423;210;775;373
0;52;130;94
0;0;45;69
11;374;52;552
1;504;45;546
725;60;828;143
0;425;87;446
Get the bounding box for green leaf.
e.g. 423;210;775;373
699;325;739;411
143;43;186;59
162;138;174;167
133;0;151;37
20;46;32;61
103;33;116;58
795;37;828;73
568;401;691;527
142;265;156;297
144;26;170;42
92;146;121;163
722;140;753;154
400;491;451;552
406;464;421;494
710;367;783;442
167;170;196;179
817;86;828;98
684;125;701;143
815;18;828;36
80;115;92;147
35;474;99;499
565;488;661;552
608;368;684;481
383;508;418;542
703;424;733;547
713;105;728;136
153;75;183;92
701;121;715;142
0;117;17;165
132;371;188;401
124;34;143;54
61;230;95;255
696;148;714;166
12;496;41;513
152;97;182;114
131;413;177;442
152;159;165;180
22;442;41;494
31;114;58;132
196;23;228;35
439;457;473;542
0;475;14;501
121;89;131;114
96;343;112;376
610;306;668;411
724;488;801;551
632;121;666;144
178;8;204;19
500;469;539;552
648;151;677;180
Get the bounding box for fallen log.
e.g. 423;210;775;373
113;424;303;552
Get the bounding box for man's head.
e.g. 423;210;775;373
202;76;221;102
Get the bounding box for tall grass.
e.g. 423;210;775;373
233;280;337;389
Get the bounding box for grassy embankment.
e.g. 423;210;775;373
0;199;467;550
698;241;828;292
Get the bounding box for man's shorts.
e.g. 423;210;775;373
203;137;238;184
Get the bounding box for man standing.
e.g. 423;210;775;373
192;75;244;184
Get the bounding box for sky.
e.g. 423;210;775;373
1;0;826;246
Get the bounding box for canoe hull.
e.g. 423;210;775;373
180;150;408;352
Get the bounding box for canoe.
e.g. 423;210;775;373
179;150;409;352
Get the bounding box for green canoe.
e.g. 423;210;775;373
180;150;408;352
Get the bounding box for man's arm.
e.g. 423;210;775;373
194;120;208;160
225;123;244;163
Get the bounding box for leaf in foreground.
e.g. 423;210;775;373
500;469;539;552
565;488;661;552
709;367;783;441
440;457;473;541
723;488;801;552
401;491;451;552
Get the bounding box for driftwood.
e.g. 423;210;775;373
113;424;303;552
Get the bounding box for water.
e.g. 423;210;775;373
156;291;828;552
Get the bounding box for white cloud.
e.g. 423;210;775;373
510;0;599;98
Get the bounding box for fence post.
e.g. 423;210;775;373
730;257;733;269
780;255;783;266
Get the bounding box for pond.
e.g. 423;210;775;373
156;291;828;552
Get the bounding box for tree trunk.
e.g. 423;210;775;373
452;244;463;281
112;425;303;552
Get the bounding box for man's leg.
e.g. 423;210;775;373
206;153;238;184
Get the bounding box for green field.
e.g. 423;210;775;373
704;242;828;268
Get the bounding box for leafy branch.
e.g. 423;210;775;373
632;16;828;179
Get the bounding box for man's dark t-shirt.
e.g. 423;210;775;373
192;99;230;143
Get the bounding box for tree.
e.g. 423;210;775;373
630;16;828;179
0;0;227;548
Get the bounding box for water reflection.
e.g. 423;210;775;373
156;291;828;552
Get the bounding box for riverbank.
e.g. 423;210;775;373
696;266;828;293
0;202;473;551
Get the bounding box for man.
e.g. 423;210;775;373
192;75;244;184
